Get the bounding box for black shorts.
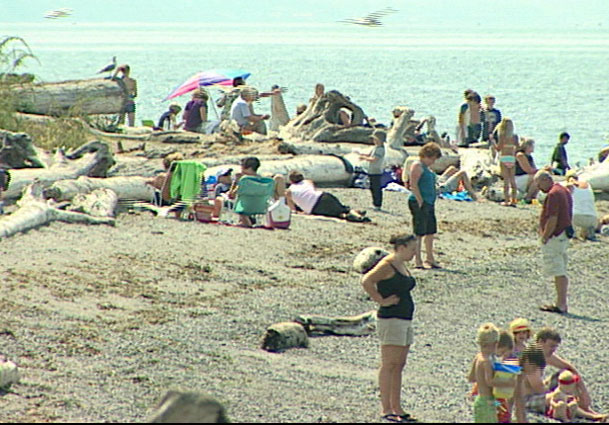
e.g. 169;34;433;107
408;199;437;236
123;101;136;113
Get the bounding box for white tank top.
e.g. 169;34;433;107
571;184;597;216
289;181;322;214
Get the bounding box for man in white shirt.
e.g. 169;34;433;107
230;87;270;135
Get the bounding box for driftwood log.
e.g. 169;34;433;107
66;188;118;217
269;92;290;132
261;322;309;352
3;141;115;200
580;156;609;192
294;311;377;336
458;148;497;186
280;90;375;143
44;176;151;203
10;78;128;116
0;129;45;168
0;182;115;239
149;391;229;423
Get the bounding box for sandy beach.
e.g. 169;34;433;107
1;177;608;422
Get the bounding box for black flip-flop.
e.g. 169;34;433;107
396;413;419;423
382;414;403;423
539;304;567;315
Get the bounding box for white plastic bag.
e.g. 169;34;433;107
266;197;291;229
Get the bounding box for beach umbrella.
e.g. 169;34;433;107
163;69;251;101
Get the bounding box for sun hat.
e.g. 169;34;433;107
215;168;233;179
169;103;182;112
509;318;532;334
558;370;580;386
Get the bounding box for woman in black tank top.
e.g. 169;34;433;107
361;234;418;422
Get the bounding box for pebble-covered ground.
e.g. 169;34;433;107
1;188;608;423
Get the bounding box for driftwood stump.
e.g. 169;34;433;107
280;90;374;143
0;359;20;389
261;322;309;352
269;92;290;132
4;141;115;200
294;311;377;336
149;391;229;423
0;182;115;239
0;129;45;169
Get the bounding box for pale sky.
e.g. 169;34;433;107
2;0;609;30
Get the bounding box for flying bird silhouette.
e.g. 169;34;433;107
44;8;73;19
97;56;117;74
338;7;398;27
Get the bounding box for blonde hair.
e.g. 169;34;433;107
496;118;515;147
477;322;500;346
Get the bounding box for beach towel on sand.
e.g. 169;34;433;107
439;190;473;202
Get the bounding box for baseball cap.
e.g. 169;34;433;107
215;168;233;179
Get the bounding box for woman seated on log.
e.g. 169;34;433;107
145;152;185;217
285;170;370;222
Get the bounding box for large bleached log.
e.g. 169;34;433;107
580;156;609;192
66;188;118;217
206;154;353;185
44;176;152;202
0;182;114;240
149;391;230;423
458;148;497;186
3;141;115;200
294;310;377;336
10;78;127;116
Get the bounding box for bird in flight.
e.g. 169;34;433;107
338;7;398;27
44;8;73;19
97;56;117;75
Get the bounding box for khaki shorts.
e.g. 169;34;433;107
377;318;414;346
541;232;569;277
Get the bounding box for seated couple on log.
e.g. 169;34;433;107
285;170;370;223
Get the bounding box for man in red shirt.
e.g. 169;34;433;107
534;170;573;314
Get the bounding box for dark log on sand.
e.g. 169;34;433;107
0;182;114;240
261;322;309;352
4;141;115;200
295;310;377;336
0;129;46;169
10;78;127;116
149;391;229;423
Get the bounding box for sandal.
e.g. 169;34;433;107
382;414;403;423
539;304;567;315
395;413;419;423
424;261;442;269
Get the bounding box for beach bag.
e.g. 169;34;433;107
266;197;291;229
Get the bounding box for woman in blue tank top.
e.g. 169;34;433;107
405;142;442;269
362;234;418;423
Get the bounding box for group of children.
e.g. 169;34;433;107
469;318;608;423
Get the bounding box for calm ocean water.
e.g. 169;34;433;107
4;22;609;165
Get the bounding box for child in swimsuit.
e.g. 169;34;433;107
495;118;518;206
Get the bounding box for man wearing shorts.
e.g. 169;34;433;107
534;170;573;314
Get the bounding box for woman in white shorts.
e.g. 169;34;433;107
362;234;418;423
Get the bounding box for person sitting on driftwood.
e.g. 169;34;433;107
227;157;286;227
145;152;185;217
182;89;209;133
156;103;183;131
230;87;270;135
285;170;370;222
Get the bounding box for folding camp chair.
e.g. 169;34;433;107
226;175;275;226
149;160;207;218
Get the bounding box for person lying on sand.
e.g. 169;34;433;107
285;170;370;222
